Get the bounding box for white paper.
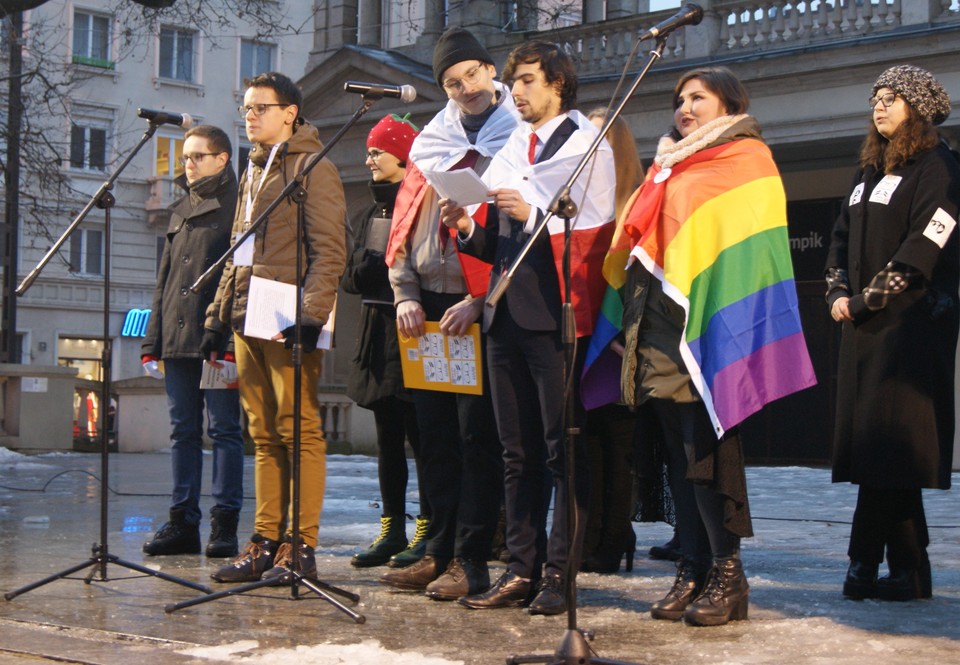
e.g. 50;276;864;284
243;274;334;350
199;361;238;390
421;168;492;206
234;233;254;267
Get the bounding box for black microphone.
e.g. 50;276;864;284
638;3;704;41
137;107;194;128
343;81;417;103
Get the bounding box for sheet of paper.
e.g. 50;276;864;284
421;168;492;207
243;274;334;350
199;361;238;390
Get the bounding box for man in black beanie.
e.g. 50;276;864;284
380;27;518;602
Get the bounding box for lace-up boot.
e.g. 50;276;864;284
351;515;408;568
262;537;317;580
205;507;239;558
388;515;429;568
651;558;708;620
210;533;279;583
142;508;201;556
683;556;750;626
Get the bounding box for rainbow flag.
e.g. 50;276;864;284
584;138;816;437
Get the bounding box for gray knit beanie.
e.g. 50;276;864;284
432;28;495;87
872;65;951;126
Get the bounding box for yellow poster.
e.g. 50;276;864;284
398;322;483;395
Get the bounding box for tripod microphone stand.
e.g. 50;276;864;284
487;34;673;665
164;95;386;623
6;121;211;601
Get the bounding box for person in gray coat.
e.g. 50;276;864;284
141;125;244;558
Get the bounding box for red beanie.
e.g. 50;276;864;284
367;114;420;163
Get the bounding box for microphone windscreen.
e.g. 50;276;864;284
180;113;194;129
400;85;417;104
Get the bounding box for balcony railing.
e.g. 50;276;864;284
492;1;960;77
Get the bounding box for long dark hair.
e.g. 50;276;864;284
859;104;940;173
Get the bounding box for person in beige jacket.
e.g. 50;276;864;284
203;71;346;583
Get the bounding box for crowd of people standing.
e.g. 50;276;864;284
138;25;959;626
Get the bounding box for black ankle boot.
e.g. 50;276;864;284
683;556;749;626
651;558;708;620
206;507;239;558
876;557;932;601
843;560;878;600
143;508;201;556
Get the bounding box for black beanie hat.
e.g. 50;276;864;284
432;27;495;87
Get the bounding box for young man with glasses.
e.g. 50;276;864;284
204;71;347;582
141;124;245;559
379;27;517;602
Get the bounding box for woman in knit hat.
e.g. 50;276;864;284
826;65;960;601
341;114;431;568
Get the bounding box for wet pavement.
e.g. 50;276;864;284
1;450;959;664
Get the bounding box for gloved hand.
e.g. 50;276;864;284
141;355;164;379
199;329;225;359
278;324;321;352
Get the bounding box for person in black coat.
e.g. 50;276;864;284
341;114;428;568
825;65;960;602
141;125;244;558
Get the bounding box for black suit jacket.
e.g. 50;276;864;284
461;117;578;333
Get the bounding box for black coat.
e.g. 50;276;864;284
142;169;238;360
341;180;408;409
826;143;960;490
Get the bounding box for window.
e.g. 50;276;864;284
240;39;275;84
70;123;107;170
72;10;112;68
155;135;185;178
69;228;104;275
237;143;252;180
159;27;195;82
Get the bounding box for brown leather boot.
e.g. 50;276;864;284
379;554;448;591
683;556;749;626
650;558;707;620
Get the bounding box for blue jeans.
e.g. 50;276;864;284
164;358;244;526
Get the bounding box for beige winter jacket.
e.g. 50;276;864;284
205;122;347;332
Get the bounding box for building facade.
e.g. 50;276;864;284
1;0;317;449
299;0;960;464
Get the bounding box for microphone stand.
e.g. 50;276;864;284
5;121;212;601
164;95;385;623
497;36;669;665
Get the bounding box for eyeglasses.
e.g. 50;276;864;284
238;103;287;117
178;152;220;166
869;93;898;109
441;63;486;93
366;149;386;161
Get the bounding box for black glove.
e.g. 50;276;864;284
199;329;225;359
279;324;321;352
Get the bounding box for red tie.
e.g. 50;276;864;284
528;132;538;164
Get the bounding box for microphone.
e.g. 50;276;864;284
343;81;417;103
638;3;704;41
137;107;194;128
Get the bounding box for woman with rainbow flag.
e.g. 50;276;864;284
605;67;816;626
826;65;959;602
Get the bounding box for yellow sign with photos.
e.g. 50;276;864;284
398;322;483;395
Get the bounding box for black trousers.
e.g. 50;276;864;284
412;290;503;561
371;396;425;518
487;307;589;580
848;486;928;570
653;400;740;563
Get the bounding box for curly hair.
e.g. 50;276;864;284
502;41;577;112
859;103;940;173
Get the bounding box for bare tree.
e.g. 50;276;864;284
0;0;318;361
